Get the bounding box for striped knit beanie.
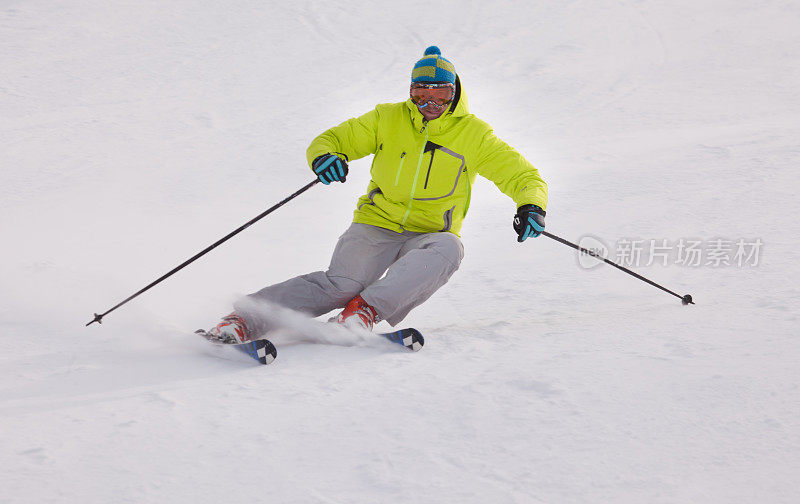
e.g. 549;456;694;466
411;46;456;84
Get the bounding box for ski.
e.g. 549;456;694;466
233;338;277;365
195;329;277;365
195;326;423;365
380;327;424;352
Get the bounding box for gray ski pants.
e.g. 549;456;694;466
234;223;463;332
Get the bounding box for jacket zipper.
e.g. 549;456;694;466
400;122;429;227
394;152;407;186
423;150;435;189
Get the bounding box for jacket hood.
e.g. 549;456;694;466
405;74;469;133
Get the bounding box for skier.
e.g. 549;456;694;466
205;46;548;344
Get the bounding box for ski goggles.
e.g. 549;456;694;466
410;82;456;107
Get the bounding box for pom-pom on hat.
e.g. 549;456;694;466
411;46;456;84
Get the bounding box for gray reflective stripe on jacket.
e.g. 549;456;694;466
440;206;455;232
358;187;382;210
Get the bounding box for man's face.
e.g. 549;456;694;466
410;82;455;121
418;102;447;121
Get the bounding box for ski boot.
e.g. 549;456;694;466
336;295;379;331
201;312;253;344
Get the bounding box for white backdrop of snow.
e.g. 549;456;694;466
1;1;798;503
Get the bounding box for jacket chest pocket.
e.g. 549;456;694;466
415;142;466;201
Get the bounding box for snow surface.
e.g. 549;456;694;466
2;1;799;502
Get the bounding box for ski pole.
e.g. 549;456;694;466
86;179;321;326
542;231;694;305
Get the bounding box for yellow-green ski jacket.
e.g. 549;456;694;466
307;77;548;236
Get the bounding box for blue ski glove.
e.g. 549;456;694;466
513;204;546;242
312;154;349;185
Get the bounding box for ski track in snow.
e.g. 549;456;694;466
2;1;800;503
